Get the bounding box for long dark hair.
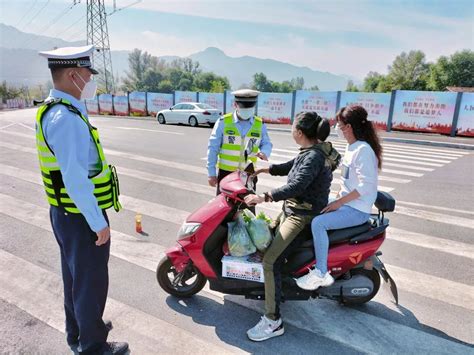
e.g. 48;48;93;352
336;105;383;169
295;111;330;142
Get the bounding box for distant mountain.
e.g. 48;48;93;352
189;47;350;90
0;24;130;86
1;24;350;90
0;23;85;50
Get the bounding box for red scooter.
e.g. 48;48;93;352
157;167;398;306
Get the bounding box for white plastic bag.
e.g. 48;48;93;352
242;209;273;252
227;215;256;257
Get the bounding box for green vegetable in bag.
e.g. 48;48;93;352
243;210;273;252
228;215;256;257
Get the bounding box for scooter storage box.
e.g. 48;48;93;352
221;255;264;283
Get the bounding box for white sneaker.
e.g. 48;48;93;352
247;316;284;341
296;268;334;291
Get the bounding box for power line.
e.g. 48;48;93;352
65;26;86;42
21;1;80;48
34;1;79;37
52;14;87;39
15;0;39;28
19;0;51;31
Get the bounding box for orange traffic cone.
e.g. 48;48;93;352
135;213;143;233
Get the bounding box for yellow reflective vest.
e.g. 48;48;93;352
218;113;263;172
35;98;121;213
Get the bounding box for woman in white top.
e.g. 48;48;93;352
296;105;382;290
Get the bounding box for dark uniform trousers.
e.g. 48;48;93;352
49;205;110;354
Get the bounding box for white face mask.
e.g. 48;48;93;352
237;107;255;120
72;72;97;100
335;124;345;139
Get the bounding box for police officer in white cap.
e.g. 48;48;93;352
36;45;128;354
207;89;273;197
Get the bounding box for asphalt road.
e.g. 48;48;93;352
0;108;473;354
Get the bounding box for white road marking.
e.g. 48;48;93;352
0;249;239;355
381;142;471;155
377;146;464;159
0;194;474;324
388;227;474;260
384;264;474;310
382;162;433;172
382;157;444;167
0;122;17;130
395;205;474;230
382;152;452;164
17;122;35;131
396;201;474;216
105;126;185;135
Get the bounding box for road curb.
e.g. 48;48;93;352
266;127;474;151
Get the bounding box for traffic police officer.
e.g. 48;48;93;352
207;89;273;194
37;45;128;355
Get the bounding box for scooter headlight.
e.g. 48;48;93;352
177;222;201;239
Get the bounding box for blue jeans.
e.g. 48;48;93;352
312;205;370;274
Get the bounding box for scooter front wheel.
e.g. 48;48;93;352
157;256;207;298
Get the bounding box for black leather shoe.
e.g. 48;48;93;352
100;342;129;355
67;321;114;347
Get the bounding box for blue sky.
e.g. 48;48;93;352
1;0;473;79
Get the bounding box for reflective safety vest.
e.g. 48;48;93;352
218;113;263;172
35;98;122;213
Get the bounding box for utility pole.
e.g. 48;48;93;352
86;0;115;93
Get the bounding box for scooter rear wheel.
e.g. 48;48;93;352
343;268;381;306
157;257;207;298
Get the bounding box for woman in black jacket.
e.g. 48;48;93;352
244;111;340;342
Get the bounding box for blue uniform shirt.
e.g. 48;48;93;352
207;111;273;177
40;89;108;232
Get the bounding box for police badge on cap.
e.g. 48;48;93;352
38;45;99;74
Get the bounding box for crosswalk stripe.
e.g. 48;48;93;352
396;200;474;216
380;142;471;155
382;157;444;167
271;148;454;164
1;227;470;355
329;140;470;156
388;227;474;260
0;139;283;191
395;206;474;230
382;152;452;164
382;163;433;172
0;138;467;228
0;154;462;231
0;130;438;184
0;249;238;355
1;192;473;319
375;147;464;159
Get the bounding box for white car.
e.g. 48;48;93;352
156;102;222;127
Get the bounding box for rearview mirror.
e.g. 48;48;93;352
169;107;173;110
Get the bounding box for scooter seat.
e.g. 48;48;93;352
299;221;372;247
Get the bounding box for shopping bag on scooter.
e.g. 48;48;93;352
228;214;256;257
242;209;273;252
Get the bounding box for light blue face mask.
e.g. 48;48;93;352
238;107;255;120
